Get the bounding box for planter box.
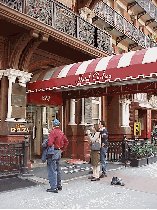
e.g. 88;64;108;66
147;156;153;164
152;155;157;163
130;158;147;167
147;155;157;164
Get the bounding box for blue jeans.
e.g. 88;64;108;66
100;147;107;175
47;150;61;190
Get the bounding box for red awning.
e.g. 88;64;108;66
27;47;157;93
27;90;63;105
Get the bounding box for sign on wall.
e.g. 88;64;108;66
8;123;29;135
147;110;151;138
27;90;63;105
134;122;141;136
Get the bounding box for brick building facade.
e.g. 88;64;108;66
1;0;157;166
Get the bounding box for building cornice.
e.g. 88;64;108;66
0;3;108;58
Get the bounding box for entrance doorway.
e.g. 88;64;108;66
26;105;61;160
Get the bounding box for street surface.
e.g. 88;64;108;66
0;162;157;209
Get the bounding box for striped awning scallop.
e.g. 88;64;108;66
27;47;157;92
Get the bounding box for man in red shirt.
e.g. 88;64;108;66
47;119;69;193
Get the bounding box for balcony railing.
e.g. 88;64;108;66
1;0;113;55
135;0;157;22
94;1;157;49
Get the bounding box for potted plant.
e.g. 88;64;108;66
130;144;147;167
153;35;157;42
151;142;157;163
144;143;154;164
148;34;153;39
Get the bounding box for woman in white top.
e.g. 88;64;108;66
87;124;101;181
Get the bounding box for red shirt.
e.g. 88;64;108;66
48;128;69;151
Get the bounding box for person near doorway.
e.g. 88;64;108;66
99;120;108;178
86;124;101;181
47;119;69;193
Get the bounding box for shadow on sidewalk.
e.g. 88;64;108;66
29;159;124;181
0;177;37;193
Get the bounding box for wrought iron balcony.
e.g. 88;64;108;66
1;0;113;55
94;1;157;51
126;0;157;30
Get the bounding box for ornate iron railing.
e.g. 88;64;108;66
107;141;123;162
136;0;157;21
0;142;24;177
1;0;113;55
94;1;157;49
106;136;155;163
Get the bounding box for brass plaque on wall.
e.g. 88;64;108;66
8;122;29;135
11;106;26;118
11;95;26;106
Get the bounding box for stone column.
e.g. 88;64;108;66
120;98;131;127
0;70;5;121
0;70;4;79
18;71;32;88
36;107;42;155
68;99;77;125
62;105;64;131
4;69;18;121
42;107;46;125
80;98;85;125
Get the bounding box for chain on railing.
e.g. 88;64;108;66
1;0;113;55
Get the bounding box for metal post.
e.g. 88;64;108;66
21;136;29;175
151;133;154;144
121;135;126;164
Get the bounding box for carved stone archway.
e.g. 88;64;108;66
9;33;32;70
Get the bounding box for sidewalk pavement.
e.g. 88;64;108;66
0;162;157;209
28;158;124;182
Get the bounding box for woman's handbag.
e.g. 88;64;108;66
91;142;101;151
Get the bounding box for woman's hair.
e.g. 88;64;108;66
100;120;106;127
94;124;100;132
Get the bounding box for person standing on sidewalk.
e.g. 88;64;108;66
86;124;101;181
99;120;108;178
47;119;69;193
